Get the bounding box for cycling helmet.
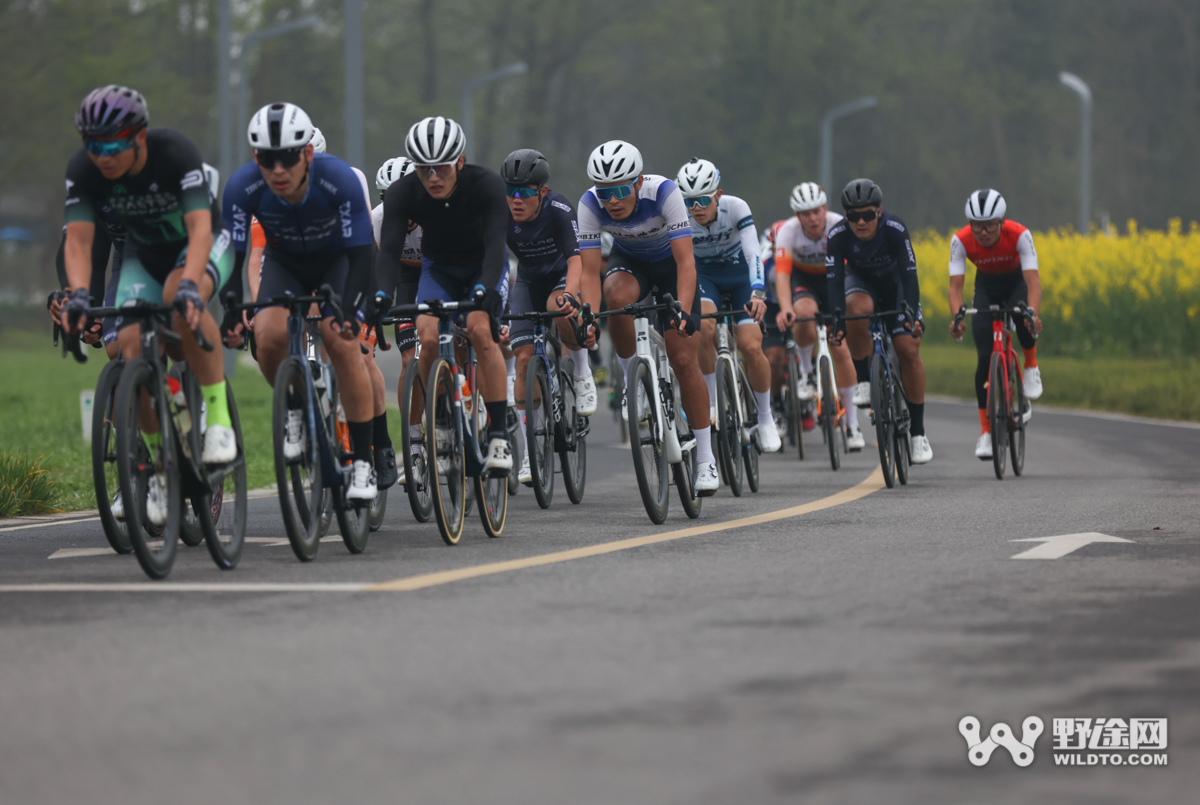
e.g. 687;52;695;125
247;102;314;150
501;149;550;186
790;182;827;212
586;140;642;184
405;116;465;165
840;178;882;210
75;85;149;137
675;157;721;196
965;188;1006;221
310;127;327;154
375;156;414;191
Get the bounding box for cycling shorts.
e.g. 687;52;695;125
415;258;511;311
114;230;234;331
843;267;914;339
697;263;754;325
508;271;567;351
604;250;701;334
790;270;830;313
257;248;371;323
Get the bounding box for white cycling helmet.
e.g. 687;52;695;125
965;188;1006;221
376;156;414;191
789;182;827;212
405;116;465;165
675;157;721;196
310;127;327;154
247;102;314;150
587;140;643;184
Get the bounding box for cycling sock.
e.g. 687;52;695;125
348;420;373;464
485;401;508;441
797;344;814;375
569;348;591;378
618;354;632;381
704;373;717;412
373;412;392;449
978;407;990;433
754;389;772;424
907;401;925;436
693;425;715;465
1023;344;1038;369
854;357;871;384
200;381;231;429
141;430;162;454
840;387;858;429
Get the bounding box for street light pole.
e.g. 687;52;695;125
1058;71;1092;233
344;0;364;168
459;62;528;164
234;14;322;164
819;95;878;195
217;0;232;189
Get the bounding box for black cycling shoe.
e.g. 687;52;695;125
374;445;399;490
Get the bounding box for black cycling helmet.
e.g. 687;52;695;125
75;85;149;137
501;149;550;186
841;178;882;210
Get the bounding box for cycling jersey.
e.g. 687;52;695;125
775;212;844;277
686;194;764;291
577;175;692;261
371;204;423;262
949;219;1037;277
826;210;921;321
506;190;580;280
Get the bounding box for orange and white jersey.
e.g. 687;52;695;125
949;219;1038;277
774;212;844;276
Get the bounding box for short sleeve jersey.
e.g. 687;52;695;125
506;190;580;279
686;194;764;290
576;175;692;262
949;219;1037;277
774;212;844;276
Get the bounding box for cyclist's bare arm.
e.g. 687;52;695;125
948;274;966;336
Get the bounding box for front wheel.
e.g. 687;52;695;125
989;352;1009;480
737;363;760;493
273;357;323;561
334;483;371;554
628;357;669;524
1009;357;1026;476
870;354;896;489
92;360;132;554
819;355;840;471
426;357;465;545
197;383;248;569
785;349;805;460
399;357;433;523
715;358;743;497
526;357;555;509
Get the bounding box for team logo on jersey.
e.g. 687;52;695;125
180;170;205;191
551;200;571;213
65;179;74;193
339;201;354;238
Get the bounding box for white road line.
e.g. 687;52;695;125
1;517;100;534
927;394;1200;430
48;547;116;560
0;583;367;593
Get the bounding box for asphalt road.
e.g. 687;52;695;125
2;375;1198;803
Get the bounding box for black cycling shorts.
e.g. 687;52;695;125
604;250;701;334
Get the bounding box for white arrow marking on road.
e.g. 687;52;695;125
1010;532;1134;560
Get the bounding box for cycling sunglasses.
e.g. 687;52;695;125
416;163;456;178
255;148;305;169
595;180;638;202
684;194;716;208
83;135;137;157
845;208;879;223
506;185;541;199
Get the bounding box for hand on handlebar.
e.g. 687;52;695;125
61;288;91;334
950;305;967;340
557;290;581;314
775;307;795;332
744;296;767;324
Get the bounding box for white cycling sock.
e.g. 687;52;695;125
693;425;715;465
797;343;814;375
840;387;858;429
754;389;773;424
618;354;632;381
704;372;717;411
569;347;591;378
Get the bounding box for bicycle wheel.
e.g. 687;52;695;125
628;357;669;524
715;358;743;497
785;350;805;459
892;365;911;487
672;374;702;519
526;358;555;509
368;479;387;531
989;352;1008;480
559;363;586;505
737;363;760;493
506;405;521;496
470;379;507;538
870;354;896;489
426;357;465;545
399;357;433;522
176;371;209;549
196;383;247;569
334;483;371;554
272;356;323;561
1010;360;1027;476
91;360;132;554
115;358;181;579
819;355;841;471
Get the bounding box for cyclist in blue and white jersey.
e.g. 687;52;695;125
577;140;718;495
223;103;380;499
676;158;781;453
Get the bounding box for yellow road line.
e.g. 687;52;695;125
366;466;885;592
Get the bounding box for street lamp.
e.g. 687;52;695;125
1058;71;1092;233
459;62;528;164
819;95;878;196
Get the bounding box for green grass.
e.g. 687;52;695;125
0;452;59;516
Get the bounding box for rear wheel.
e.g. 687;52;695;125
526;358;554;509
399;357;432;522
196;383;247;569
672;374;701;519
737;363;760;493
426;358;465;545
785;348;805;459
506;405;521;496
715;358;743;497
989;352;1009;480
92;360;132;554
1010;359;1027;476
819;355;840;471
628;358;669;524
870;354;896;489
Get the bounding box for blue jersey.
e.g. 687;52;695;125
576;175;692;262
506;190;579;279
825;210;920;317
223;153;374;258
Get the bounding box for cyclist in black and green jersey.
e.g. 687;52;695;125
60;86;237;484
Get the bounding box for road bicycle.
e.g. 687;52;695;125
795;313;848;471
955;302;1036;479
584;294;701;524
700;303;761;496
503;308;588;509
842;307;914;489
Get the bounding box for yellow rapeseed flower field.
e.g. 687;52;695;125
913;220;1200;356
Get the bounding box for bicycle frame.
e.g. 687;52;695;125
795;314;845;426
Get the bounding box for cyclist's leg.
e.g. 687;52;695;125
463;264;510;434
652;259;710;440
251;251;311;386
761;306;787;398
790;274;819;377
696;271;719;392
509;274;537;417
601;251;650;382
970;282;994;421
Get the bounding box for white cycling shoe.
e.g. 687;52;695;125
975;433;993;460
852;382;872;407
846;425;865;452
797;375;817;401
1024;366;1043;400
145;473;169;527
518;452;533;485
346;459;378;501
695;462;720;496
283;409;306;461
485;436;513;472
910;434;933;464
110;491;125;520
201;424;237;465
575;374;598;416
758;419;782;453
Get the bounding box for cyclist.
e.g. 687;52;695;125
675;158;781;453
948;189;1043;459
579;140;718;495
61;85;237;525
501;148;596;485
223;103;379;500
827;178;932;464
758;219;804;434
774;182;864;451
376;116;513;472
51;203;124;359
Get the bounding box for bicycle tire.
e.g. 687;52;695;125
1010;359;1026;476
786;349;805;459
115;357;181;579
471;379;507;537
559;363;586;505
334;484;371;554
194;383;247;569
819;355;840;471
715;358;743;496
672;373;702;519
892;365;910;486
507;405;521;496
989;352;1008;480
737;362;760;493
426;357;465;545
526;358;555;508
272;357;323;561
628;357;669;524
399;357;433;522
91;360;132;554
368;484;387;531
870;354;896;489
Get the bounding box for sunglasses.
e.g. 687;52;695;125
255;148;305;169
84;135;137;157
845;208;879;223
684;194;716;209
595;179;638;202
506;185;541;199
970;219;1002;232
416;163;456;178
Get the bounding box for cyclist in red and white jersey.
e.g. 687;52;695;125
948;189;1044;460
